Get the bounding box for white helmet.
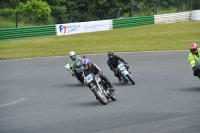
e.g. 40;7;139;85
69;51;76;60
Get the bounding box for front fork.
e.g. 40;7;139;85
90;81;104;94
118;69;129;80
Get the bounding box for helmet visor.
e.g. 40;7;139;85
108;55;113;59
190;49;197;54
70;55;76;59
82;64;89;69
108;55;113;58
82;64;88;67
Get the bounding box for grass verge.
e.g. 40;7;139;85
0;21;200;60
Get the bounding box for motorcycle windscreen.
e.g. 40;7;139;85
65;64;70;70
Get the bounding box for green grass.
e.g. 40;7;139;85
0;16;54;29
0;21;200;60
0;17;31;28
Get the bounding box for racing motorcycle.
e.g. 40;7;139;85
85;73;117;105
65;59;84;84
195;59;200;78
116;62;135;85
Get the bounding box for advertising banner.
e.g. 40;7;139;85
56;20;110;36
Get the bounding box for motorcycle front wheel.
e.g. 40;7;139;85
92;88;108;105
127;74;135;85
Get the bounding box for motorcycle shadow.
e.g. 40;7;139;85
180;87;200;92
60;83;83;88
112;82;132;86
74;101;105;107
74;99;114;107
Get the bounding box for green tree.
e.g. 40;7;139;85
17;0;51;24
0;0;27;9
66;0;128;22
45;0;68;23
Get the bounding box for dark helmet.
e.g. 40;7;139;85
108;51;114;56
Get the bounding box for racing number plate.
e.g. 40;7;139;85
85;74;93;83
118;64;125;70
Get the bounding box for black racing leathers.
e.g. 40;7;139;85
107;55;126;71
83;63;113;88
107;55;127;77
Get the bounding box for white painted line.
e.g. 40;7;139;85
0;98;27;108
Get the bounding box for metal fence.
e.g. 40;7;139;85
0;0;199;29
67;8;122;23
130;0;197;17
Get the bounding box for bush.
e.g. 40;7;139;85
0;8;16;19
17;0;51;25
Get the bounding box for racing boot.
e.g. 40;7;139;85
193;71;200;78
118;76;121;82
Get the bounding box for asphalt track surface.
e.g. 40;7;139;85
0;51;200;133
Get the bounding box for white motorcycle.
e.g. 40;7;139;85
116;62;135;85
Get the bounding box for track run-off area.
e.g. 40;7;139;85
0;51;200;133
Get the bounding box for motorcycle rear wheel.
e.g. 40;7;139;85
110;92;117;101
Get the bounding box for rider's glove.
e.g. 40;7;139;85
192;66;197;71
98;71;103;76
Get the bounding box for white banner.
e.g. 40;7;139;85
56;20;110;36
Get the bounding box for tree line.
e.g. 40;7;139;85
0;0;199;25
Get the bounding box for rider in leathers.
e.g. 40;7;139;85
107;51;129;81
188;43;200;77
68;51;82;71
82;59;115;91
68;51;83;82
